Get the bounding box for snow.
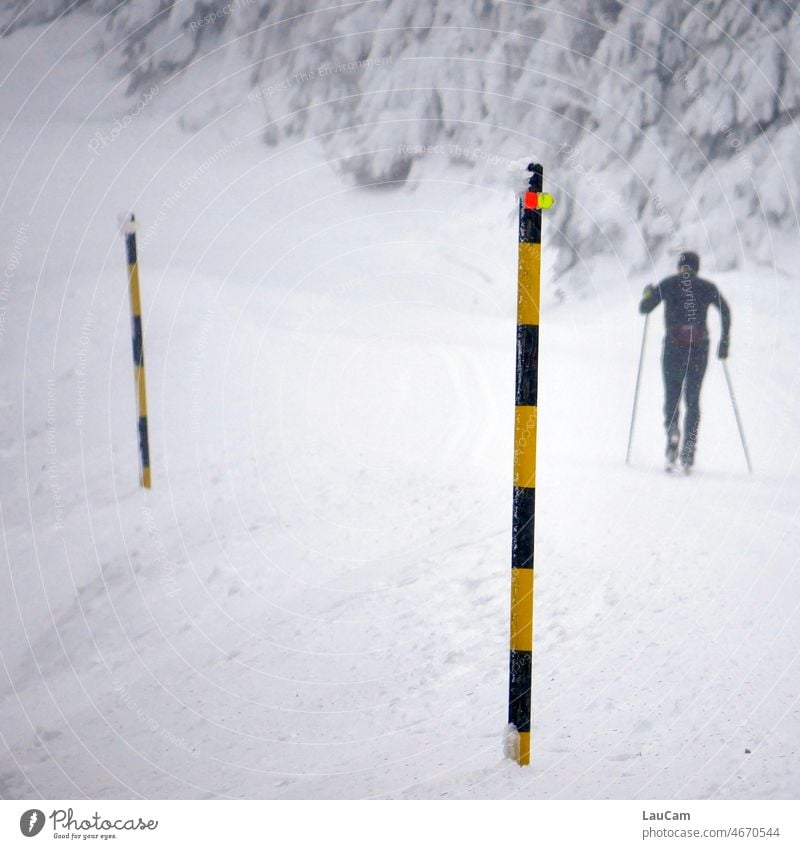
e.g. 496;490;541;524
1;5;799;801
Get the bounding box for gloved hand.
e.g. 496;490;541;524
639;284;657;315
718;339;729;359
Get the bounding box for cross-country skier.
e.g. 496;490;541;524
639;251;731;472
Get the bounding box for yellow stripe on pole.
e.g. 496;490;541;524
518;731;531;766
514;405;537;488
128;262;142;316
510;567;534;651
517;242;541;326
134;366;148;416
142;466;151;489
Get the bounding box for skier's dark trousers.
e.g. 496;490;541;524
639;252;731;468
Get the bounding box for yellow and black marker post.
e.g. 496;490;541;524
508;163;553;765
123;214;151;488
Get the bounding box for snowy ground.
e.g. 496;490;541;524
1;16;799;800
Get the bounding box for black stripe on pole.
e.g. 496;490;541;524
519;208;542;244
512;486;536;568
515;324;539;407
132;316;144;366
508;650;532;732
520;163;543;243
138;417;151;468
126;231;137;265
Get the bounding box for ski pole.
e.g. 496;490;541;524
722;360;753;474
625;312;649;464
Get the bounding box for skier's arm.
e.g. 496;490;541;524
639;283;662;314
714;288;732;359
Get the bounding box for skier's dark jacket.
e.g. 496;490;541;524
640;272;731;349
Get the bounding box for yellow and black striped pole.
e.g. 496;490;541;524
124;214;151;488
508;163;553;765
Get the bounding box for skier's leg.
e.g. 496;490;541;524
681;343;709;466
662;341;683;461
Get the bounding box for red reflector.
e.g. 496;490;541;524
523;192;538;209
